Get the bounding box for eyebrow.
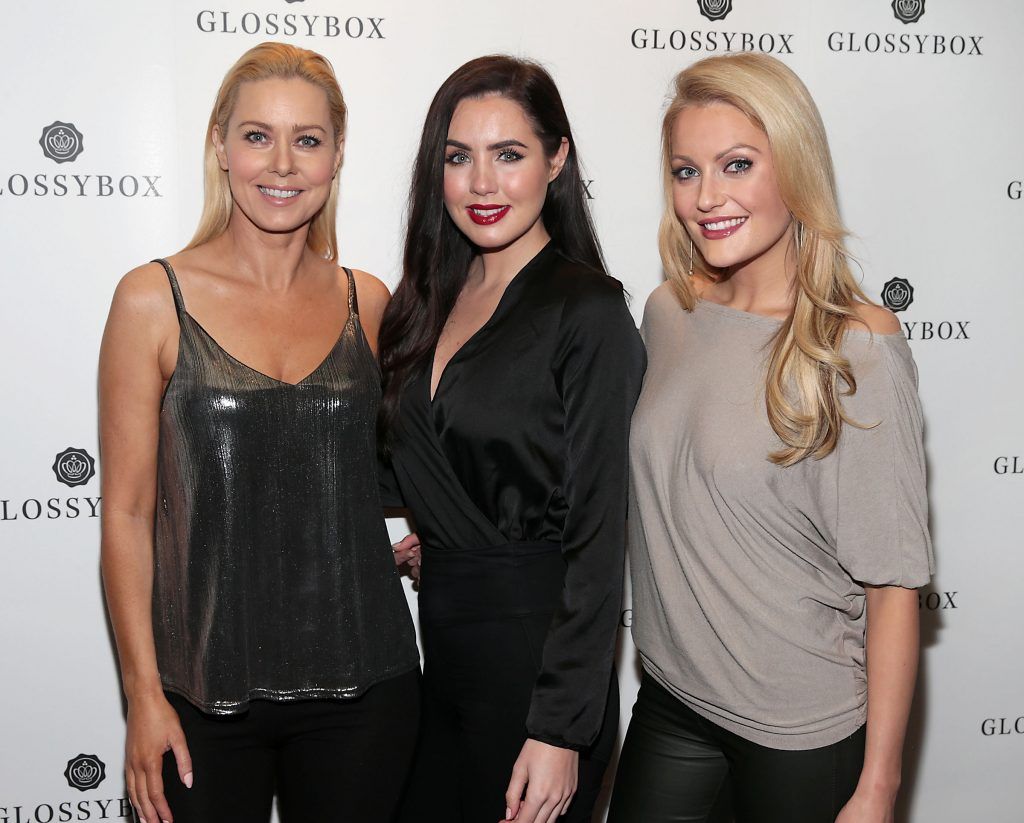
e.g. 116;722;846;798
671;144;762;164
237;120;328;133
446;138;529;151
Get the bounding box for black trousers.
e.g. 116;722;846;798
608;674;866;823
161;668;419;823
398;544;617;823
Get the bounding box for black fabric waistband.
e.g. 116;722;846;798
418;541;565;623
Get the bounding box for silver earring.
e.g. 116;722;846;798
688;236;694;277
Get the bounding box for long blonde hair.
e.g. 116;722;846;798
185;41;348;260
659;53;871;466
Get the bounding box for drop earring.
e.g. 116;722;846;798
688;236;694;277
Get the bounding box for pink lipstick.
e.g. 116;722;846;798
699;216;748;240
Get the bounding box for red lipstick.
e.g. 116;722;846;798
467;204;511;225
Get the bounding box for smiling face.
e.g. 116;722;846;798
670;102;793;276
442;94;567;252
213;77;342;238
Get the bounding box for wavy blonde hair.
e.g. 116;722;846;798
659;53;871;466
185;41;347;260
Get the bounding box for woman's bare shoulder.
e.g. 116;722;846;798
110;261;176;319
347;267;391;315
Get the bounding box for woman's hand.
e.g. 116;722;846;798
125;692;192;823
835;785;897;823
501;739;578;823
392;532;422;580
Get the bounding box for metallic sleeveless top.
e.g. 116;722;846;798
152;259;418;714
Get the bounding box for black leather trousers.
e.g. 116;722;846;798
608;673;865;823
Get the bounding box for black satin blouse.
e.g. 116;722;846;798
384;242;646;749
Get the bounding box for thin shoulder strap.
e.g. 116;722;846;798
152;258;186;317
343;267;358;317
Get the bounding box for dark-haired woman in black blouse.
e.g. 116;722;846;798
379;55;644;823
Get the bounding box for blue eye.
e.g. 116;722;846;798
672;166;699;180
726;158;753;173
498;149;524;162
244;130;268;144
445;151;470;165
297;134;322;148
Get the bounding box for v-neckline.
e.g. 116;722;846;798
185;310;354;387
165;259;356;388
429;241;554;404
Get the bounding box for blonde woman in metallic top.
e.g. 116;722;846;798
610;53;933;823
99;42;417;823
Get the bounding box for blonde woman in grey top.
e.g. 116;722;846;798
609;54;933;823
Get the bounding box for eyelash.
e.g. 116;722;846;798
671;157;754;180
243;130;323;148
726;157;753;173
444;149;525;165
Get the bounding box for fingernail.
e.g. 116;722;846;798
184;771;193;788
506;808;512;819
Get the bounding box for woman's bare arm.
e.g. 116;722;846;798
836;585;920;823
99;263;191;823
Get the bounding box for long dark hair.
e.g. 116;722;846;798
378;54;610;441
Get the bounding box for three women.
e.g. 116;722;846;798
101;40;930;823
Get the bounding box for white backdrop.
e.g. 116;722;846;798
2;1;1022;820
